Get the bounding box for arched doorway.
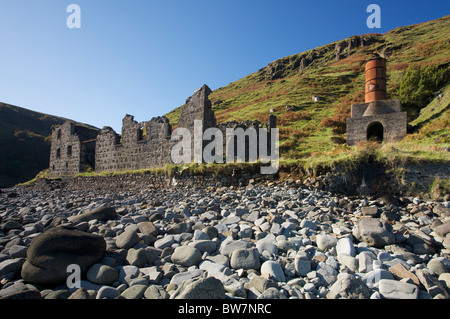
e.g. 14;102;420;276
367;122;383;143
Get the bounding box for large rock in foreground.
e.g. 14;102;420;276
21;226;106;285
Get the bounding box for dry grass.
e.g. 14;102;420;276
279;127;309;140
415;39;450;57
278;111;310;126
389;62;410;71
213;82;268;100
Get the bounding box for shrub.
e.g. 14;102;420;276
399;64;448;108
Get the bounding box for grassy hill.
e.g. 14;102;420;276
166;15;450;173
0;103;97;188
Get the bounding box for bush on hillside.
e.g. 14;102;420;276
399;64;448;108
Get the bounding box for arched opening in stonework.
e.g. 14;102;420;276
367;121;384;143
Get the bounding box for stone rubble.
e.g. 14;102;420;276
0;181;449;299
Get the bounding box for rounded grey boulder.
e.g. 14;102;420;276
353;218;395;248
86;263;118;285
171;277;226;299
230;247;260;270
171;246;202;267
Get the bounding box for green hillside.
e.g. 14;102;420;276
166;15;450;172
0;103;97;188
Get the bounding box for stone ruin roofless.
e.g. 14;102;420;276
49;85;277;178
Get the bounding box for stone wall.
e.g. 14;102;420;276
177;85;217;163
49;123;99;178
178;85;216;131
95;116;176;173
94;85;217;172
346;99;407;145
217;114;277;163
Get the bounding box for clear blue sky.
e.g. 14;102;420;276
0;0;448;132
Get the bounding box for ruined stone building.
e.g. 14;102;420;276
49;123;99;177
49;85;277;178
94;115;175;172
346;57;407;145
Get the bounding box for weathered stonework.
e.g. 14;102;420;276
49;85;277;177
95;115;176;172
178;85;217;131
217;115;277;163
49;123;99;178
346;99;407;145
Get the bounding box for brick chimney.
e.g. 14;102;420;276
365;57;387;103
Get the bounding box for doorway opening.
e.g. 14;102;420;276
367;122;383;143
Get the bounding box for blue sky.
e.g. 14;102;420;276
0;0;448;132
